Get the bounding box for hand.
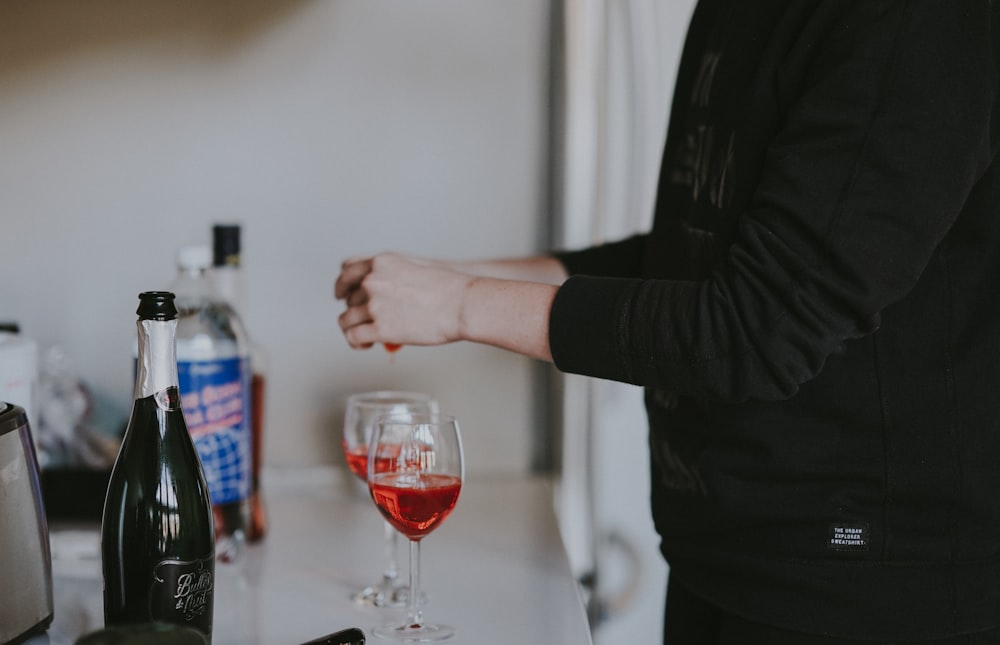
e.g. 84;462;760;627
335;253;474;349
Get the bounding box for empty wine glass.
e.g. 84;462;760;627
341;391;438;608
368;413;464;642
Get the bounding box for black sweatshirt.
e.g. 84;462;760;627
549;1;1000;639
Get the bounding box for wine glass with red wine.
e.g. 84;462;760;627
342;391;439;608
368;413;464;642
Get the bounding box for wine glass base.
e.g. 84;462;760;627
372;622;454;642
350;582;429;608
350;584;409;609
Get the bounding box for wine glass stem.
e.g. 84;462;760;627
407;539;423;627
382;521;399;585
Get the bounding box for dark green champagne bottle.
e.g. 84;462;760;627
102;292;215;640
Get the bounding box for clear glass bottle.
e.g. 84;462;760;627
212;224;268;543
171;244;251;563
102;291;215;639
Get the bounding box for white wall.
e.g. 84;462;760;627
0;1;550;474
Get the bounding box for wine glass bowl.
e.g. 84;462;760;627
368;450;462;542
342;391;438;482
368;413;464;642
341;391;438;608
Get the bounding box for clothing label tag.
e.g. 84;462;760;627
827;523;869;552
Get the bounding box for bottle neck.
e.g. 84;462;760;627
135;318;180;402
171;266;218;312
212;263;245;315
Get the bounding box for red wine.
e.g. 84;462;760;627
369;473;461;541
102;292;215;640
343;442;368;481
344;442;404;481
211;224;267;545
247;371;267;543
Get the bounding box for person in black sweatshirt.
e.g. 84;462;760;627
335;1;1000;642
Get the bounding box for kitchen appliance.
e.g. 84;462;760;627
0;402;53;645
0;329;39;438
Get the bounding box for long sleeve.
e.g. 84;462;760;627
549;1;999;403
554;234;647;279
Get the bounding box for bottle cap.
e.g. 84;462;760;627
176;244;212;271
137;291;178;321
212;224;241;268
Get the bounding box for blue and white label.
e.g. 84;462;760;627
178;356;250;505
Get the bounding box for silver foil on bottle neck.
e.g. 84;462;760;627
136;318;179;406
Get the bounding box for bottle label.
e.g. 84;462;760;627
178;356;251;504
150;555;214;630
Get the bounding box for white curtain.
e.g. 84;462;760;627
551;0;695;640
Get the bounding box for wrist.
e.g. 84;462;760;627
456;275;481;342
456;276;556;362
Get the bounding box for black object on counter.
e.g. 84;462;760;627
42;468;111;521
74;622;209;644
299;627;366;645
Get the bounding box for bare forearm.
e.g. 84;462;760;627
458;277;558;362
439;256;569;285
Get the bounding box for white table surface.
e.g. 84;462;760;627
36;467;594;645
